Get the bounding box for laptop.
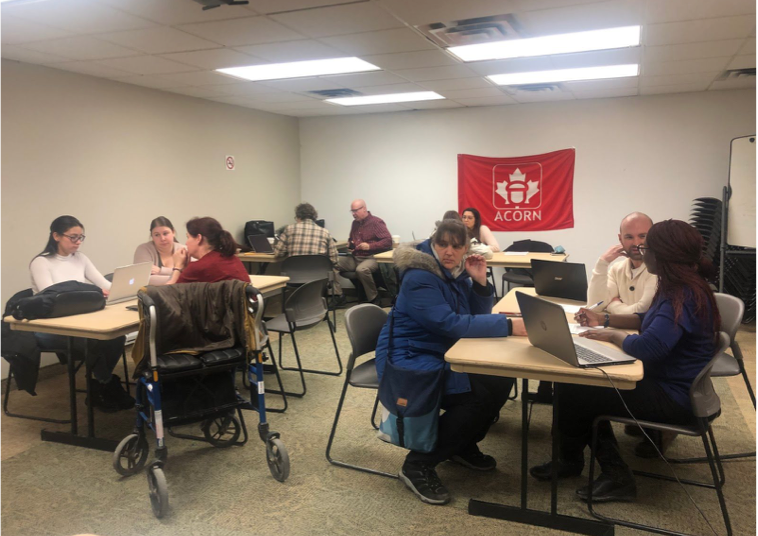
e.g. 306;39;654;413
107;262;152;305
516;292;636;368
247;233;274;253
532;259;588;302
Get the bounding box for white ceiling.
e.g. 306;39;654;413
2;0;755;117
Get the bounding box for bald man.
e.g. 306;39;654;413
337;199;392;304
586;212;657;315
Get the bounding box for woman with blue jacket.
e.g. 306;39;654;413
375;219;526;505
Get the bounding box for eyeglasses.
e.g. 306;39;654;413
62;234;86;243
637;245;650;256
350;206;365;213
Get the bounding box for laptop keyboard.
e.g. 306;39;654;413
574;344;612;364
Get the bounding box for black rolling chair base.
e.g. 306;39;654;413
40;429;118;452
469;501;614;536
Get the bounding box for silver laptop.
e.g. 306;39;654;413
107;262;152;305
516;292;636;368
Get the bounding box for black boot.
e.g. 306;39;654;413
99;375;135;411
577;426;637;502
85;378;108;411
524;381;553;404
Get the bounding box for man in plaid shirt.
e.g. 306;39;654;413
274;203;342;297
337;199;392;304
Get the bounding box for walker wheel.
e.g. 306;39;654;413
147;466;169;519
266;438;290;482
113;433;149;476
202;413;241;447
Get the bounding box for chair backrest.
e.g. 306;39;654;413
281;255;333;285
104;273;113;282
505;239;554;253
245;220;275;239
283;278;329;325
690;331;730;418
714;293;745;341
344;304;388;369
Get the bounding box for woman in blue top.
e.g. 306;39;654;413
530;219;721;503
375;219;526;505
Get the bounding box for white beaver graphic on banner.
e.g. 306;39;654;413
495;168;540;206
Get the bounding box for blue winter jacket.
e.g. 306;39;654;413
375;240;511;396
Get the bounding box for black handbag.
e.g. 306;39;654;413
12;281;105;320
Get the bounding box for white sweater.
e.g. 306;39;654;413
30;252;111;294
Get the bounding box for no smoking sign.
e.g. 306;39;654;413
225;155;235;171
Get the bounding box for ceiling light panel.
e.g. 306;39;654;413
326;91;445;106
488;64;639;85
217;57;380;81
448;26;641;62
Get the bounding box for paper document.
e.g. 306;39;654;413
560;304;582;314
503;251;528;256
569;324;606;334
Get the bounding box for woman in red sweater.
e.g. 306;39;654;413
167;217;250;284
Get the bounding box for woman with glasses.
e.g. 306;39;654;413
29;215;134;412
530;220;721;503
461;207;500;252
133;216;187;285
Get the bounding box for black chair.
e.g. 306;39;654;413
326;304;396;478
265;279;342;398
281;255;337;331
501;239;554;296
587;332;733;536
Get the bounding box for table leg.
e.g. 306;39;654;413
84;342;94;438
67;337;77;435
521;377;528;510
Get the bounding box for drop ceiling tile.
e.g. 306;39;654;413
438;87;505;99
110;74;188;89
208;95;265;107
641;82;711;95
0;15;73;45
510;89;576;103
452;95;517;106
465;57;554;77
642;57;730;76
563;77;639;91
418;77;494;91
572;87;638;99
0;45;69;64
517;0;644;36
160;48;262;69
549;47;641;69
96;55;198;75
639;72;719;87
739;37;756;54
178;16;303;47
332;103;409;114
52;61;134;78
21;36;142;61
393;64;478;82
164;86;233;98
355;83;429;95
321;28;436;56
270;2;403;38
646;15;755;46
361;50;457;71
247;0;358;14
250;92;317;103
727;55;756;69
100;0;257;25
234;40;344;62
644;40;744;63
323;71;410;88
279;108;336;117
709;76;756;90
398;100;464;110
257;99;328;110
198;82;283;96
644;0;756;24
98;27;222;55
3;0;156;34
258;77;344;92
159;70;243;86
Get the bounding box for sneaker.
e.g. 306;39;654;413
399;464;451;505
100;374;135;411
450;448;497;471
330;295;347;308
84;379;114;413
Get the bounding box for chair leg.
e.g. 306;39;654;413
735;352;756;409
277;320;343;377
121;349;131;395
701;423;733;536
507;378;519;401
266;338;306;398
3;364;71;424
371;393;380;430
325;376;397;479
258;346;289;413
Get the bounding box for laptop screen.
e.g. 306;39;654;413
247;234;274;253
531;260;587;302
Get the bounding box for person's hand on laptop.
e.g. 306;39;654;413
600;244;627;263
578;328;627;348
150;265;161;275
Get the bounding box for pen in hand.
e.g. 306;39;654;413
586;300;604;310
575;301;603;326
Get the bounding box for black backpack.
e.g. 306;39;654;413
12;281;105;320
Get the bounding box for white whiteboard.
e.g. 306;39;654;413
727;135;756;248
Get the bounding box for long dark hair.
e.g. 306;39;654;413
462;207;482;241
37;215;83;258
150;216;179;243
185;217;249;257
646;220;720;332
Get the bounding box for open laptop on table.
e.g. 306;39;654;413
516;292;636;368
107;262;151;305
247;233;274;254
532;259;588;302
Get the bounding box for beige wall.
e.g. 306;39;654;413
301;89;755;276
2;59;301;376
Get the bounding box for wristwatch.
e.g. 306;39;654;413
603;314;610;328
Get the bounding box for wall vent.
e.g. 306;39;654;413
716;68;756;81
417;14;524;48
308;88;362;98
